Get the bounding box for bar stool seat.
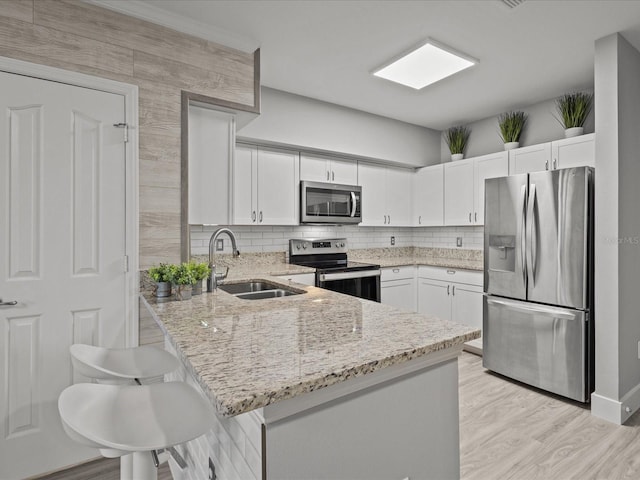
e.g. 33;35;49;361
59;382;214;480
70;344;179;383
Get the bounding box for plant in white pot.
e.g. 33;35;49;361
187;261;211;296
148;263;173;298
555;92;593;138
445;125;470;161
168;263;197;301
498;111;527;150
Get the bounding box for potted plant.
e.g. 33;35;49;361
187;261;211;295
445;125;470;161
148;263;173;298
555;92;593;138
498;111;527;150
168;263;197;301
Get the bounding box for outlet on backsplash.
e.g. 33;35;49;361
456;237;463;247
390;236;395;246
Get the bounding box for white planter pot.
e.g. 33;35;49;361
564;127;584;138
451;153;464;161
504;142;520;151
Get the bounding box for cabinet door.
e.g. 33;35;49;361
444;159;474;226
257;148;299;225
300;155;330;182
508;143;552;174
413;164;443;226
551;133;595;169
233;144;257;225
473;151;509;225
358;163;387;226
381;279;417;311
417;278;451;320
386;167;412;226
330;158;358;185
451;283;483;331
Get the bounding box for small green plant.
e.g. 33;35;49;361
498;111;527;143
445;125;470;155
167;263;197;286
555;92;593;128
186;261;211;282
148;263;172;283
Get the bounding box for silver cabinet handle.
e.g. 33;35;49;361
393;268;400;273
418;215;422;225
326;171;330;181
383;215;387;224
447;285;450;295
553;158;557;169
475;212;478;222
469;212;472;223
259;211;263;223
452;285;456;296
388;215;391;224
252;211;256;222
545;160;549;170
332;171;335;181
447;270;456;275
0;299;18;306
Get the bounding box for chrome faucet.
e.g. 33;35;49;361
207;227;240;292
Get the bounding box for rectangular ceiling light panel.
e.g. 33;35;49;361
373;39;476;90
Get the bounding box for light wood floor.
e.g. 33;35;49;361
37;352;640;480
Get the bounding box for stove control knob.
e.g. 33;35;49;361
302;243;308;250
339;242;345;247
296;244;301;250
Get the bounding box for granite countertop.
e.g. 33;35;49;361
142;278;480;418
350;247;483;271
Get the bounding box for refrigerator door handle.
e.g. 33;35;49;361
519;184;527;287
485;296;576;320
526;183;537;287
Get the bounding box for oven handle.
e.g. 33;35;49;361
318;269;381;282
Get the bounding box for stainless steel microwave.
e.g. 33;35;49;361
300;181;362;224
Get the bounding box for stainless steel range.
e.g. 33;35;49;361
289;238;381;302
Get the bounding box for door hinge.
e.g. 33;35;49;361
123;255;129;272
113;122;129;143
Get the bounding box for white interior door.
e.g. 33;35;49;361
0;72;127;479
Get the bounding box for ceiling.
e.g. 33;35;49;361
94;0;640;131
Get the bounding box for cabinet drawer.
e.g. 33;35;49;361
418;265;483;286
381;265;415;281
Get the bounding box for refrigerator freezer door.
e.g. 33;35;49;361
483;296;587;402
484;174;528;299
527;167;590;309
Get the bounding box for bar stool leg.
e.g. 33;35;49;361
132;451;157;480
120;453;133;480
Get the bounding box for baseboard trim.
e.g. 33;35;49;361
592;382;640;424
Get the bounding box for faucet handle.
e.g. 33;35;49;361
214;266;229;281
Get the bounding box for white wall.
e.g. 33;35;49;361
238;87;441;168
592;32;640;425
440;92;595;162
190;225;483;256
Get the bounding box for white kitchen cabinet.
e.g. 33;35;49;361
275;273;316;286
233;144;299;225
473;151;509;225
508;142;552;175
444;159;474;225
358;163;412;226
300;154;358;184
551;133;595;169
188;105;234;225
412;164;444;226
417;266;483;334
381;266;416;311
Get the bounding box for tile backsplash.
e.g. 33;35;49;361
190;225;483;256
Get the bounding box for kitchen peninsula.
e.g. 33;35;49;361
142;272;479;480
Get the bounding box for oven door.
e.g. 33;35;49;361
317;269;381;302
301;181;361;224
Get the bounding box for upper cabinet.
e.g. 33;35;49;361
359;163;412;226
233;145;300;225
413;164;444;226
187;105;234;225
508;143;552;175
551;133;595;169
444;151;508;226
300;154;358;185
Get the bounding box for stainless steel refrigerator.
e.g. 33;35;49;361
483;166;594;402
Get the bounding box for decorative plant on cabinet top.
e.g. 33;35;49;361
555;92;593;138
498;111;527;151
445;125;470;161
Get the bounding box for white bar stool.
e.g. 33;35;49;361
70;344;180;384
58;382;214;480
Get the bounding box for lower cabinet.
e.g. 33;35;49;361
417;266;483;351
380;266;416;311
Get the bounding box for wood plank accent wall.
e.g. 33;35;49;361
0;0;258;268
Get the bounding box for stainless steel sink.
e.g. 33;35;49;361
219;281;305;300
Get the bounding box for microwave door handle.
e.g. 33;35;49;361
351;191;357;217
